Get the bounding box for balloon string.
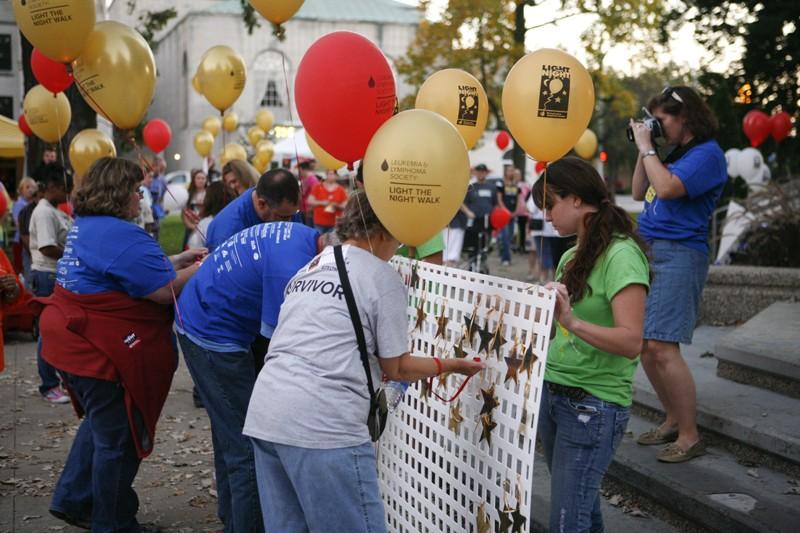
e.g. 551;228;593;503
163;255;185;332
540;162;547;269
281;53;300;168
51;94;69;193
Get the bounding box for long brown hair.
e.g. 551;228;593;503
647;85;718;142
532;157;649;302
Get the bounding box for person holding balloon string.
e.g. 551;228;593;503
630;85;727;463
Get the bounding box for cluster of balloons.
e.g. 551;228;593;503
725;147;769;184
192;108;277;171
742;109;793;147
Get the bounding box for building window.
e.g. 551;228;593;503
261;81;282;107
0;97;13;119
0;35;11;71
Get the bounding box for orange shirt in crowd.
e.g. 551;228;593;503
0;250;25;373
311;183;347;227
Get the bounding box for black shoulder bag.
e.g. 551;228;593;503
333;245;388;442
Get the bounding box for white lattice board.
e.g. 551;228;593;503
378;258;555;532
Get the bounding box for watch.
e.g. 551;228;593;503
641;149;658;159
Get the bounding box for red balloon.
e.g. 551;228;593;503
534;161;547;174
770;112;792;142
489;206;513;231
295;32;396;165
18;115;33;136
742;110;771;147
31;48;73;94
143;119;172;153
495;130;511;150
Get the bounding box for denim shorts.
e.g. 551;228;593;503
644;239;709;344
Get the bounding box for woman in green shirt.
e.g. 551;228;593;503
533;158;650;533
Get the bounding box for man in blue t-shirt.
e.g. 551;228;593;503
174;221;320;532
205;168;301;252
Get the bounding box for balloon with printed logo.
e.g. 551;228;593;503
18;115;33;137
13;0;96;63
305;132;345;170
193;131;215;157
72;21;156;130
502;48;594;162
573;129;598;159
23;85;71;143
248;126;266;146
31;49;74;94
196;46;247;112
255;109;274;132
363;109;470;247
724;148;741;177
222;112;239;133
69;129;116;182
202;116;222;137
295;31;396;166
735;147;764;184
495;131;511;150
143;119;172;153
742;110;770;147
414;69;488;150
219;143;247;167
254;140;274;165
770;111;792;143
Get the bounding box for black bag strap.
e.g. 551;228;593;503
333;245;377;400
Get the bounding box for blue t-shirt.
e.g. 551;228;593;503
637;140;727;253
205;188;261;252
176;222;319;352
57;216;176;297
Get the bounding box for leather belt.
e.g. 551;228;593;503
546;381;588;401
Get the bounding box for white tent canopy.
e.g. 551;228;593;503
272;128;313;161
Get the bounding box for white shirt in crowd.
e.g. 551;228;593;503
29;200;72;273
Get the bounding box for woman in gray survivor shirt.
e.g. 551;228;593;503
244;190;483;533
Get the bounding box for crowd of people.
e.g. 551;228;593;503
0;84;729;533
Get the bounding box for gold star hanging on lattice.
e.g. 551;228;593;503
522;342;538;376
464;312;478;346
476;320;494;355
453;337;468;359
420;379;431;402
414;296;427;331
491;321;508;359
480;384;499;415
437;371;451;390
504;356;523;385
448;401;464;433
435;309;449;339
479;414;497;446
476;501;491;533
518;406;529;435
497;503;514;533
410;262;420;288
511;507;527;533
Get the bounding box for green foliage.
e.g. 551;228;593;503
158;214;185;257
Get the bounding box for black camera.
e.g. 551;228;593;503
626;107;663;143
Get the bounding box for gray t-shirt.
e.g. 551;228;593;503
243;245;408;449
30;200;72;273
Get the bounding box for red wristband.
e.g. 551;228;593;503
433;357;444;376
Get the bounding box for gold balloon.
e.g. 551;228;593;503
72;21;156;130
502;48;595;162
254;140;274;165
249;0;305;24
13;0;96;63
223;112;239;133
69;129;116;181
305;132;345;170
252;157;269;174
255;109;274;132
415;68;489;150
363;109;470;247
196;45;247;112
191;74;203;95
193;131;215;157
248;126;266;146
574;129;598;159
23;85;71;143
219;143;247;167
202;116;222;137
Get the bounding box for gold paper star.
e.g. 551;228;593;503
414;298;427;331
480;384;499;415
511;507;528;533
464;312;478;346
479;414;497;446
476;321;494;354
522;343;538;376
420;379;431;402
437;371;451;390
491;323;508;359
497;504;514;533
410;263;420;288
453;337;468;359
476;502;491;533
504;357;523;385
435;310;449;339
448;401;464;432
518;406;529;434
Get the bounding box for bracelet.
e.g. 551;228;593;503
433;357;444;376
641;149;657;159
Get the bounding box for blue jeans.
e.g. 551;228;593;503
31;269;60;395
51;372;142;532
537;385;630;533
251;439;386;533
177;333;263;533
499;222;513;262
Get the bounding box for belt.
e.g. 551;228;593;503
546;381;588;401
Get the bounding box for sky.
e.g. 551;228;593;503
395;0;742;77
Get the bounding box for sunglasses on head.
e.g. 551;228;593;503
662;86;684;104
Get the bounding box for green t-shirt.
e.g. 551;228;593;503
545;237;650;407
396;233;444;260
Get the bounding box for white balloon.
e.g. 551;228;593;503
163;183;189;213
736;147;764;184
760;164;771;183
724;148;741;177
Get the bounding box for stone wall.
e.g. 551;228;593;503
698;266;800;325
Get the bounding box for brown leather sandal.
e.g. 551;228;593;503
636;426;679;446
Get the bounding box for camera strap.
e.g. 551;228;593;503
664;138;702;164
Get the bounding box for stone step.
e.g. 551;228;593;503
714;302;800;399
531;451;679;533
633;326;800;466
606;413;800;533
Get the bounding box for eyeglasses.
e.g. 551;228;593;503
662;86;684;104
